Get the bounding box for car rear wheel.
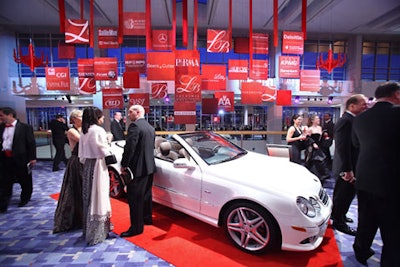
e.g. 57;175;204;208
108;167;125;199
222;202;281;254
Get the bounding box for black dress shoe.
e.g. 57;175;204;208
332;222;357;236
120;230;142;238
345;216;354;223
144;220;153;225
353;245;375;265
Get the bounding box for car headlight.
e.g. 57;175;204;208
296;196;321;218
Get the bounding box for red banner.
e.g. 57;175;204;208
151;82;168;99
261;85;277;102
282;31;304;55
46;67;70;91
123;71;140;88
241;82;262;104
207;29;230;53
202;98;218;114
65;19;89;44
174;102;196;124
129;93;150;113
123;12;146;36
94;57;118;81
152;29;174;50
98;27;119;48
234;33;269;54
175;74;201;103
249;59;268;80
58;42;75;59
78;58;96;94
125;54;146;74
279;56;300;78
147;52;175;81
276;90;292;106
201;64;226;91
215;91;234;112
103;88;123;109
228;59;248;80
300;70;320;92
175;50;200;75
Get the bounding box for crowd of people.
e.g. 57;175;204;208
1;82;399;265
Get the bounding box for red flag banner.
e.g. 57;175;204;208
261;85;277;102
201;64;226;91
46;67;70;91
175;50;200;75
94;57;118;81
123;71;140;88
129;93;150;113
175;74;201;103
300;70;320;92
78;58;96;94
207;29;230;53
98;27;119;49
241;82;262;104
174;102;196;124
234;33;269;54
249;59;268;80
228;59;248;80
146;52;175;81
215;91;234;112
279;56;300;78
58;42;76;59
202;98;219;114
123;12;146;36
65;19;89;44
276;89;292;106
151;82;168;99
125;54;146;74
103;88;123;109
152;29;174;50
282;31;304;55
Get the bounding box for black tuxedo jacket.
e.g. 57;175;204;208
121;118;156;178
110;119;125;141
353;102;400;197
332;112;358;178
0;120;36;165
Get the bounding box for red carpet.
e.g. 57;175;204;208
51;193;343;267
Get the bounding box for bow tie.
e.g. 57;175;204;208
5;124;13;127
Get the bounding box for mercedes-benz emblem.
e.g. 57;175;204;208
158;33;168;43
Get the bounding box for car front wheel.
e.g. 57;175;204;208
222;202;281;254
108;167;125;199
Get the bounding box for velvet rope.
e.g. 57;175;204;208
273;0;278;47
118;0;123;44
182;0;188;47
58;0;65;33
90;0;94;47
249;0;253;70
146;0;151;51
302;0;307;40
172;0;176;50
193;0;198;50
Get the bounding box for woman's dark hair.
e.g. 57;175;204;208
82;106;103;134
291;114;302;126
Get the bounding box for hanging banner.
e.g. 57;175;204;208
174;102;196;124
103;88;123;109
279;56;300;78
228;59;248;80
215;91;234;112
152;29;174;50
94;57;118;81
129;93;150;113
234;33;269;54
207;29;230;53
123;71;140;88
46;67;70;91
175;74;201;103
147;52;175;81
202;98;218;114
201;64;226;91
276;89;292;106
98;27;119;48
58;42;76;59
241;82;262;104
249;59;268;80
175;50;200;75
65;19;89;44
282;31;304;55
125;53;146;74
123;12;146;36
261;85;277;102
151;82;168;99
78;58;96;94
300;69;320;92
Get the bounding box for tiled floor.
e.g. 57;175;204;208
0;161;382;266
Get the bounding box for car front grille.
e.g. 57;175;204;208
319;188;329;205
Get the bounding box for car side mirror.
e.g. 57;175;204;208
173;158;196;170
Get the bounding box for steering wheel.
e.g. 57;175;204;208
212;145;222;153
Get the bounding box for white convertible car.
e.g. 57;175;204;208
108;131;332;254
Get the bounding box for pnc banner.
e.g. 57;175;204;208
129;93;150;113
65;19;89;44
279;56;300;78
46;67;70;91
123;12;146;36
241;82;263;104
125;53;146;74
98;27;119;49
94;57;118;81
175;74;201;103
214;91;234;112
147;52;175;81
174;102;196;124
228;59;248;80
282;31;304;55
78;58;96;94
102;88;123;109
207;29;230;53
201;64;226;90
152;29;174;51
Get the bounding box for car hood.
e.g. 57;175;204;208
207;151;321;195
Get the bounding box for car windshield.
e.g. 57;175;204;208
178;131;247;165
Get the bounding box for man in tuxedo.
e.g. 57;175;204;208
321;113;334;169
0;107;37;212
49;114;69;172
120;105;156;237
110;111;125;141
352;82;400;266
331;94;367;235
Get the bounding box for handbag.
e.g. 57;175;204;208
105;153;117;165
121;167;134;185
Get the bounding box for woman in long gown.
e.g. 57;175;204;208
286;114;307;164
78;107;112;246
53;109;83;233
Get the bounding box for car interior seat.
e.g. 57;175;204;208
157;141;179;161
